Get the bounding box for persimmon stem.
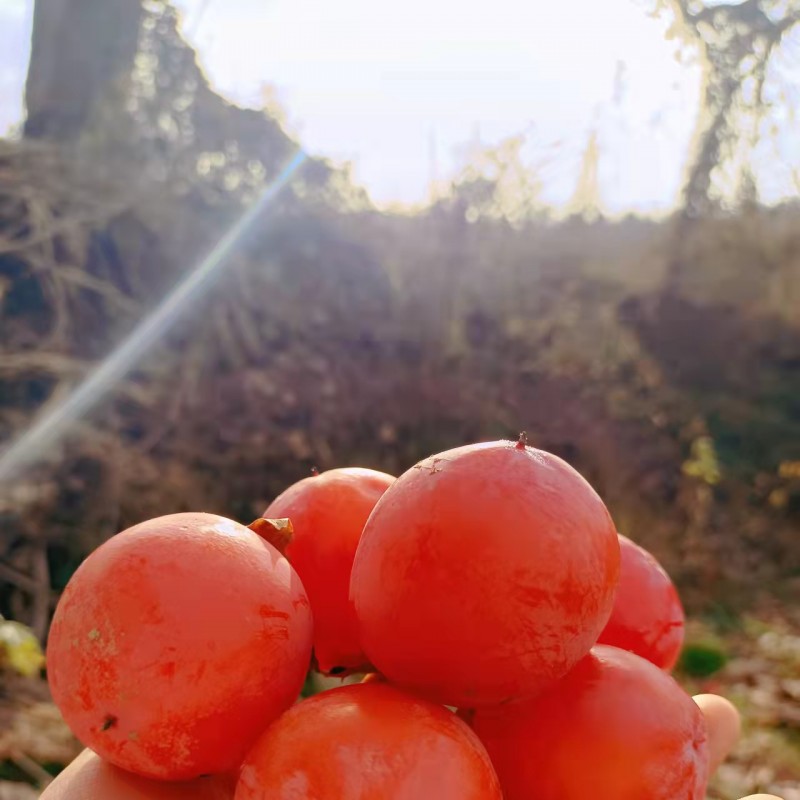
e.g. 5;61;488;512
248;518;294;553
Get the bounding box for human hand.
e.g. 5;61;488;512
39;748;236;799
695;693;783;800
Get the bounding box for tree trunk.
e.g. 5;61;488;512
24;0;143;140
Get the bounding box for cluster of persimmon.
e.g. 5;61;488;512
43;437;704;799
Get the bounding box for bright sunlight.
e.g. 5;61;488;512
2;0;704;213
175;0;702;212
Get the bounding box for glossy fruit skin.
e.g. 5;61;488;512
473;645;709;800
40;749;236;800
235;683;502;800
597;534;685;670
47;513;313;781
263;467;394;675
350;440;620;707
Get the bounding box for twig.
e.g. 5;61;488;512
0;561;40;594
0;561;59;610
51;265;139;314
30;545;50;643
9;749;54;789
0;352;87;376
0;209;125;255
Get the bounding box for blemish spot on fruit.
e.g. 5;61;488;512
160;661;177;679
102;715;118;731
88;628;100;641
259;605;290;620
128;731;139;741
413;457;447;475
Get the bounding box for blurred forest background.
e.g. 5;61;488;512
0;0;799;797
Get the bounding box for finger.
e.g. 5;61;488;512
693;694;741;772
40;748;235;800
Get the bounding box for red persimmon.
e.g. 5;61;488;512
350;439;620;707
47;513;313;780
235;683;502;799
473;645;709;800
262;467;394;675
597;534;685;670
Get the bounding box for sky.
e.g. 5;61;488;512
0;0;743;214
171;0;704;213
0;0;31;135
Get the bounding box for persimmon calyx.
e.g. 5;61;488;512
248;517;294;553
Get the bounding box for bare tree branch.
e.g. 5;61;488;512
0;561;59;608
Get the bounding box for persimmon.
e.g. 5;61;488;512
47;513;313;781
472;645;709;800
40;749;236;800
261;467;394;675
350;438;620;707
597;534;685;669
235;683;502;799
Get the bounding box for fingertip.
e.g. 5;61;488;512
738;796;785;799
693;693;741;772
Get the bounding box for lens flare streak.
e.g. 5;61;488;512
0;150;308;487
